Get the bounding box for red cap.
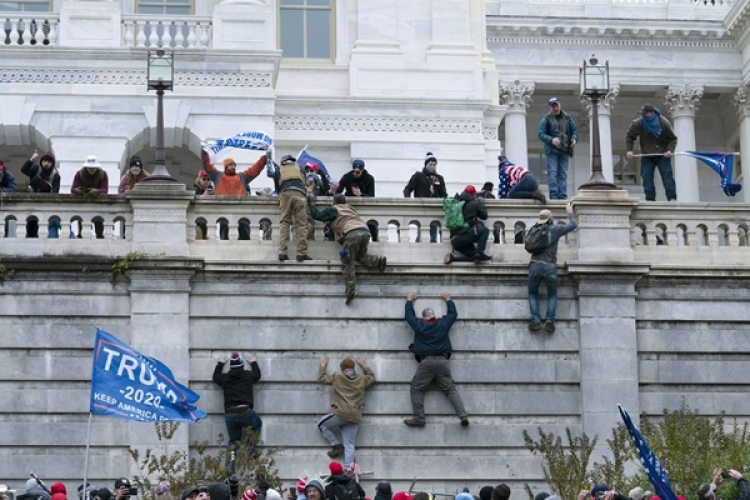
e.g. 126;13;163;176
199;170;209;178
464;185;477;196
393;492;415;500
0;161;4;169
329;461;344;475
296;479;308;493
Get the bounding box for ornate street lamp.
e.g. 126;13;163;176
142;48;178;182
579;55;618;190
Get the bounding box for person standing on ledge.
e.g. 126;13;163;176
538;97;578;200
625;103;678;202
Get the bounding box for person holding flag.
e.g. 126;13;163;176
625;104;678;202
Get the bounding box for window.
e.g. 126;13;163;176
279;0;333;60
0;0;49;11
137;0;191;15
527;150;546;184
612;151;640;185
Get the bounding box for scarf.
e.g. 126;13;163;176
641;109;663;138
343;368;356;380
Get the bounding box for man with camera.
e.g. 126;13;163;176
538;98;578;200
113;479;136;500
698;469;750;500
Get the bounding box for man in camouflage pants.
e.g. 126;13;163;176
309;194;387;305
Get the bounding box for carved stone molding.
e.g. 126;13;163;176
733;86;750;119
274;117;483;134
0;69;272;87
498;80;535;114
483;126;498;140
665;84;704;118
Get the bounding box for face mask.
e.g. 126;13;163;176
343;368;356;379
130;167;141;176
426;164;436;174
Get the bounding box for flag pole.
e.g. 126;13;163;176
82;412;93;500
632;152;741;157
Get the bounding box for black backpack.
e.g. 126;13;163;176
525;223;552;254
334;479;359;500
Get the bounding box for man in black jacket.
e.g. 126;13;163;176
404;153;447;243
445;185;491;264
324;461;366;500
403;291;468;427
212;352;262;453
334;159;375;197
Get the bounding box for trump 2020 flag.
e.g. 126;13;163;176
619;405;678;500
90;329;206;423
203;131;273;156
684;151;742;197
298;148;333;184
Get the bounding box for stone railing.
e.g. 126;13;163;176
121;15;211;49
1;193;749;266
0;13;59;46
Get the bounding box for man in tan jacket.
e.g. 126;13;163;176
309;194;386;305
317;357;375;467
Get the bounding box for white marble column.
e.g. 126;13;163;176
665;84;704;202
498;81;534;168
581;85;620;183
733;87;750;203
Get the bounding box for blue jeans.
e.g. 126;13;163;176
641;155;676;201
508;174;539;199
528;262;558;324
545;150;570;200
225;409;262;447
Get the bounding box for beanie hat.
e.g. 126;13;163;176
491;485;511;500
591;486;609;499
629;488;646;500
229;352;243;370
266;490;282;500
481;182;494;192
78;483;97;500
52;484;68;495
393;493;414;500
304;481;325;498
223;158;236;170
329;461;345;475
464;185;477;196
340;358;355;370
535;493;550;500
424;152;437;166
296;479;308;494
480;487;494;500
376;482;392;496
129;156;143;168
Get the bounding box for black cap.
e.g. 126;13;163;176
180;487;200;500
129;155;143;167
352;159;365;170
114;479;130;490
96;489;113;500
639;103;657;115
376;482;392;496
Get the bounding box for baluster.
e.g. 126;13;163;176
377;222;388;243
686;229;697;246
148;21;159;47
159;21;172;47
728;229;740;247
123;20;134;47
665;229;677;246
228;219;240;240
396;225;408;243
16;219;27;239
103;219;114;239
707;230;719;247
0;220;5;238
135;20;147;47
174;21;185;48
31;20;42;45
78;220;90;239
206;221;217;240
21;19;32;45
124;221;134;240
60;219;71;238
199;22;210;48
186;22;197;48
47;19;57;45
10;18;21;45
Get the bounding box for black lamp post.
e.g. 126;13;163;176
579;55;618;190
142;48;178;182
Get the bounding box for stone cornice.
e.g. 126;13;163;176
274;117;483;134
0;68;272;87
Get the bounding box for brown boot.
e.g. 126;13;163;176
327;444;344;457
532;190;547;204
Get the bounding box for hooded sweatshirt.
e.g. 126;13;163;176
318;366;375;422
22;151;60;193
212;360;262;411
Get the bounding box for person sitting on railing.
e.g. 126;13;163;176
71;155;108;239
0;162;17;194
308;193;387;305
497;156;546;203
22;150;60;194
444;185;491;264
118;156;150;194
193;170;215;240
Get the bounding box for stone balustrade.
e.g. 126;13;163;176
1;191;748;265
121;15;212;49
0;13;59;46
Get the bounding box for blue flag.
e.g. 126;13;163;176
298;149;333;184
90;329;206;423
684;151;742;197
619;405;678;500
204;131;273;156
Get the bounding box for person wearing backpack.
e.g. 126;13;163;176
527;203;578;333
324;462;365;500
317;356;375;467
444;185;491;264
